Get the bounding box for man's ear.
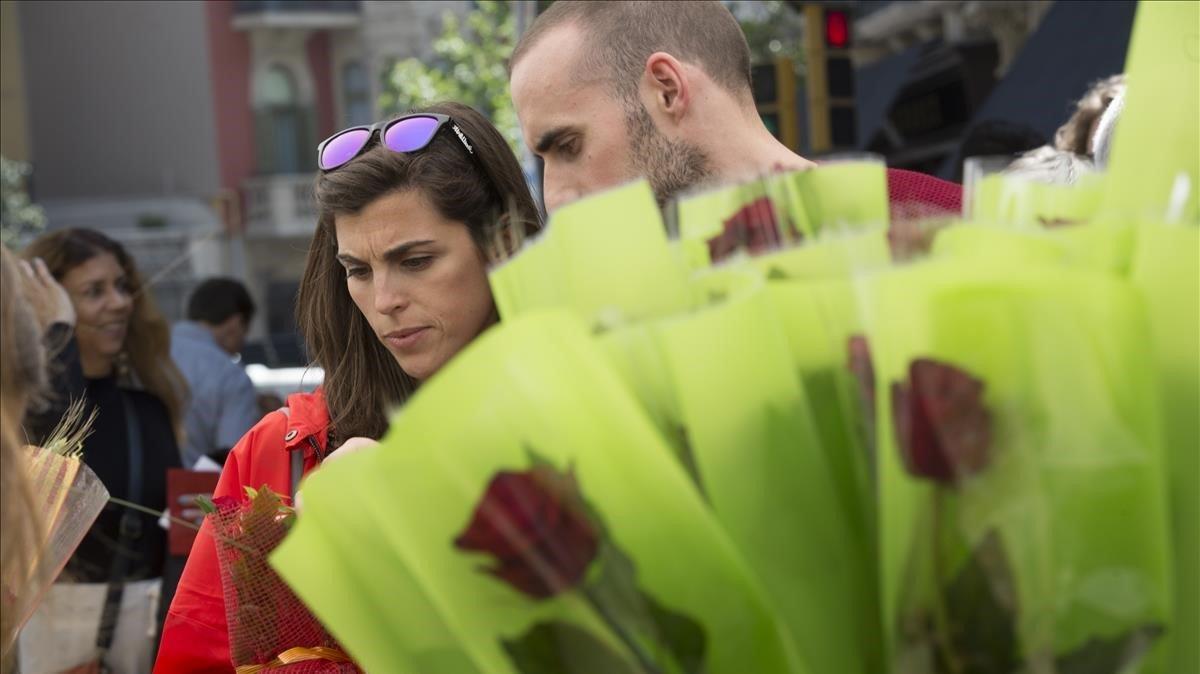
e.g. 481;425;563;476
643;52;690;121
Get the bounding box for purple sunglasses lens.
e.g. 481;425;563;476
320;128;372;170
383;116;441;152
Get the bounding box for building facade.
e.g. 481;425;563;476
3;0;464;364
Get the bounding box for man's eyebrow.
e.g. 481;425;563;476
535;126;574;154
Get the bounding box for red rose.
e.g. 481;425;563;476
211;495;243;513
891;359;992;484
707;197;800;262
454;465;599;599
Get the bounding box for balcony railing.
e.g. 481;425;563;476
232;0;360;30
234;1;360;14
243;174;319;237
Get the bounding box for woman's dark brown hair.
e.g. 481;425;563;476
22;228;188;438
299;101;542;441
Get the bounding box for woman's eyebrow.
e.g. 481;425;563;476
381;239;435;263
336;240;434;266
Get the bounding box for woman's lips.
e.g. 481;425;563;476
95;321;128;340
384;327;430;351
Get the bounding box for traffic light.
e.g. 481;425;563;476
752;57;801;151
804;3;857;153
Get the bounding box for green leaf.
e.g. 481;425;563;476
934;529;1020;674
591;541;708;674
243;485;259;501
668;423;708;502
523;444;559;471
195;494;217;515
642;591;707;674
766;266;790;280
501;620;639;674
1053;623;1165;674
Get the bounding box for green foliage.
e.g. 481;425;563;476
379;1;522;155
376;1;806;159
726;1;807;68
1;156;46;249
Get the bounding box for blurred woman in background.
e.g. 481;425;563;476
0;245;51;670
19;228;187;673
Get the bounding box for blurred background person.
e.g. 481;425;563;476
1054;73;1126;159
1005;144;1095;185
953;119;1048;181
19;228;187;674
1;246;51;669
171;277;259;468
1091;87;1126;171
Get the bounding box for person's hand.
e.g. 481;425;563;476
295;437;379;513
19;257;75;329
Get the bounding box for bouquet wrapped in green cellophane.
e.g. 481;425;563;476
270;2;1196;672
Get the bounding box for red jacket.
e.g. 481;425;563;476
154;390;330;673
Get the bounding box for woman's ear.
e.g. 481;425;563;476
643;52;690;122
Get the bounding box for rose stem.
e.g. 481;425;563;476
582;585;664;674
930;488;962;674
108;495;258;556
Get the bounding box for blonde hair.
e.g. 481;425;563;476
0;246;48;662
1054;74;1126;157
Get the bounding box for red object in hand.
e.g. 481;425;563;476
167;469;221;556
891;359;992;485
455;464;599;599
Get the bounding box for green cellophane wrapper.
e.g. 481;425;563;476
932;220;1137;276
590;263;879;673
675;160;889;270
866;259;1172;673
766;277;874;534
751;227;891;280
490;181;690;326
659;269;877;673
1130;222;1199;674
969;172;1105;229
272;311;805;674
1101;0;1199;224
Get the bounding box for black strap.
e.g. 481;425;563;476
290;443;304;499
95;393;146;655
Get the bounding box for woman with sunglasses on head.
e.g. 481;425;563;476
155;101;542;671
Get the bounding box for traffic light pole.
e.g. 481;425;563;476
803;3;832;154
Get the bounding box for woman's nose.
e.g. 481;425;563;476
373;272;410;315
108;287;133;312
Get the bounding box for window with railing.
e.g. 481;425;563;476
253;64;315;174
234;1;360;15
341;61;372;127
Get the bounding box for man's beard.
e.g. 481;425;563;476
625;102;712;207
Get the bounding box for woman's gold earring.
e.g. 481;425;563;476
116;351;132;382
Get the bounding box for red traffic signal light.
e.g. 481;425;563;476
825;9;849;49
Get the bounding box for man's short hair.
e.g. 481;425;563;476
511;1;752;104
187;277;255;326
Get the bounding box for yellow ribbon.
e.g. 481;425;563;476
235;646;352;673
